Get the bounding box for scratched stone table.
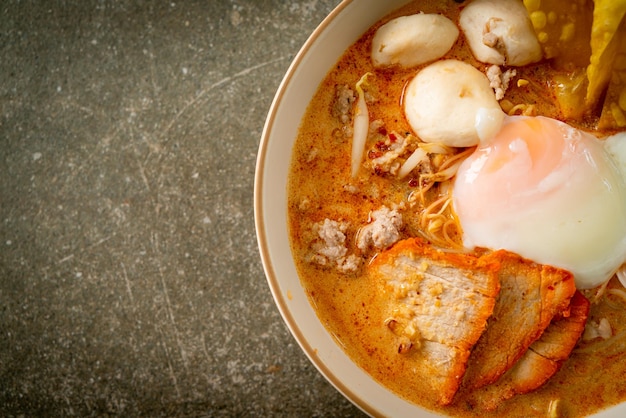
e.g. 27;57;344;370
0;1;366;416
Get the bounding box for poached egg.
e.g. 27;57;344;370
452;115;626;288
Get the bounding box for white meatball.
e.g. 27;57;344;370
459;0;541;66
403;60;503;147
371;13;459;68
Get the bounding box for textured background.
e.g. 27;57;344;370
0;0;367;416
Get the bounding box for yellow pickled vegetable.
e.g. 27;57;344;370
585;0;626;110
598;44;626;129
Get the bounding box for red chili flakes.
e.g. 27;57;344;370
408;178;419;187
375;141;389;151
377;126;388;136
368;150;383;159
388;133;397;142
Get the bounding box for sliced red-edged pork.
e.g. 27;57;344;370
463;251;577;389
466;291;590;411
369;238;501;405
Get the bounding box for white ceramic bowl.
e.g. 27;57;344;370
254;1;624;416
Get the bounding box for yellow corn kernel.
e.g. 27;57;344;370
560;22;575;42
517;79;530;87
530;11;547;30
548;11;557;24
538;31;549;43
524;0;541;13
585;0;626;108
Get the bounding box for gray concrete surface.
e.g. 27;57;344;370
0;1;366;416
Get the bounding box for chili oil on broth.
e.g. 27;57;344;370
286;0;626;416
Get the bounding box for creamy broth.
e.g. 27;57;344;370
287;1;626;416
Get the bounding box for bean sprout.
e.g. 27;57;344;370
351;72;373;177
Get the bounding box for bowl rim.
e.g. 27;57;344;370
255;1;374;414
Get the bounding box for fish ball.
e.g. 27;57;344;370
371;14;459;68
459;0;542;66
404;60;503;147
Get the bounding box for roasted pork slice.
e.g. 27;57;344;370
463;251;577;389
369;238;501;405
528;291;590;361
466;291;590;411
